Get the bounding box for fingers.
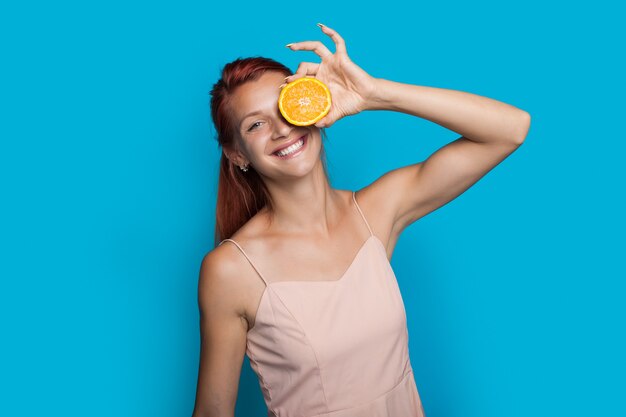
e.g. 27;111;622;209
315;114;334;129
296;61;320;75
286;40;333;60
282;62;318;85
284;73;316;83
317;23;347;55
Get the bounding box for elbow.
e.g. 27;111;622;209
510;110;531;145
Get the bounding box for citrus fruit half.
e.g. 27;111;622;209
278;77;332;126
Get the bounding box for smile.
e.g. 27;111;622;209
273;135;307;159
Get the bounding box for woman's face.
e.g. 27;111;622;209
227;71;322;179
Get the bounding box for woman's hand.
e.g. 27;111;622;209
284;23;379;128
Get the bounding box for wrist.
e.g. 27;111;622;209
362;77;393;111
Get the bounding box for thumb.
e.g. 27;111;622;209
315;116;332;129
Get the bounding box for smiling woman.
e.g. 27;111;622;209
209;58;330;243
192;23;529;417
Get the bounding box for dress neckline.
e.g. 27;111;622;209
246;235;388;334
267;234;380;286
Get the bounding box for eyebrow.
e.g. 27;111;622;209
239;110;263;130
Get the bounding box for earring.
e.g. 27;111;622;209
239;163;249;172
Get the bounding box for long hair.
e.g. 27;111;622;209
209;57;329;245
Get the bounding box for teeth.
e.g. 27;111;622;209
276;138;304;157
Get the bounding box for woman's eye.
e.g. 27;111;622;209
248;121;262;131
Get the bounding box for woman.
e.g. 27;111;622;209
192;23;530;417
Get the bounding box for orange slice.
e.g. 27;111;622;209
278;77;332;126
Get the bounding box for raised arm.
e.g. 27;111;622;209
285;24;530;250
361;78;530;241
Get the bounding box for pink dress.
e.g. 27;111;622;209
219;191;426;417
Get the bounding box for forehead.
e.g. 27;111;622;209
231;71;286;120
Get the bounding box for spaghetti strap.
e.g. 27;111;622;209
219;238;269;286
352;190;374;237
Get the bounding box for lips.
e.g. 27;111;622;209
273;134;307;154
272;135;308;159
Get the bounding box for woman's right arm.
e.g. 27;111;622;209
191;249;249;417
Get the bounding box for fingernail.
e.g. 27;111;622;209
284;76;290;81
279;83;287;89
317;23;325;28
285;43;294;48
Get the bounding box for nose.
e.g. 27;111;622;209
272;111;294;139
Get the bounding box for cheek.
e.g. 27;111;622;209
248;140;272;161
312;131;324;150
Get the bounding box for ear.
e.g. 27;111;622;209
222;146;247;166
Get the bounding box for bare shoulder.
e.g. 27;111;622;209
198;209;273;329
198;241;250;321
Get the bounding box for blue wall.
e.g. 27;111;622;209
1;1;624;416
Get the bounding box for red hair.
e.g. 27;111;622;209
209;57;329;245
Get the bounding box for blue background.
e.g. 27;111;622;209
1;1;624;416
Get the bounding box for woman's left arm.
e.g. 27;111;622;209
286;23;531;240
367;78;530;145
363;78;531;235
